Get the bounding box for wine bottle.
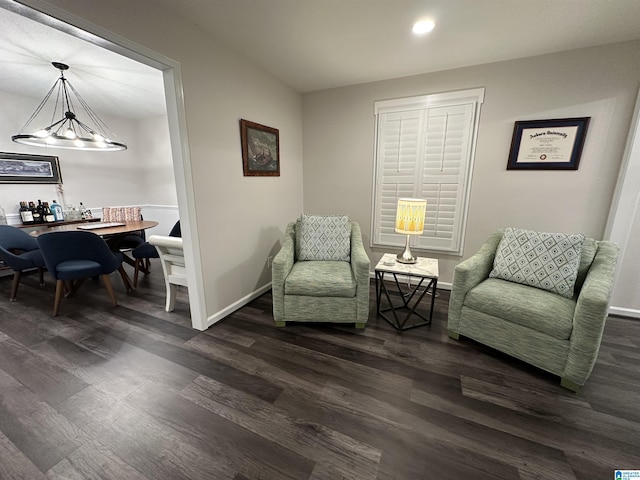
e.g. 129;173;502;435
19;201;34;224
33;200;43;224
43;202;55;223
28;201;37;224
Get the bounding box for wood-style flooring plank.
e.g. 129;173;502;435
45;438;155;480
0;368;89;472
0;430;48;480
180;374;381;479
125;382;316;480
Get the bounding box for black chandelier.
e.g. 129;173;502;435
12;62;127;152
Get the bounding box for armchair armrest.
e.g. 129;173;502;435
272;222;296;322
564;241;619;386
349;222;370;323
350;222;370;284
448;230;503;333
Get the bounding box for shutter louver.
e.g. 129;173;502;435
374;111;421;246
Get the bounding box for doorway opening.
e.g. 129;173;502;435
1;0;206;329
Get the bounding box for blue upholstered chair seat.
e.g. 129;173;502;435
132;242;160;260
130;220;180;287
55;260;104;279
285;261;356;298
0;225;48;301
17;249;46;267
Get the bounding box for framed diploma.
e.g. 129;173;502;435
507;117;590;170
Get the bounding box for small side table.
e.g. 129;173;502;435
375;253;439;331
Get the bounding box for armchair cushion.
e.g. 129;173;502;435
489;227;585;298
285;261;356;298
465;278;575;340
296;214;351;262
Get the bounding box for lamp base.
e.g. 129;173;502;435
396;235;418;264
396;254;417;264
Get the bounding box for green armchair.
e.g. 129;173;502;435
448;230;619;391
272;219;370;327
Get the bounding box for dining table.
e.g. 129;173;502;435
30;219;159;237
29;220;159;291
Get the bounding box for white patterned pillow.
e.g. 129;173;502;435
297;214;351;262
489;227;585;298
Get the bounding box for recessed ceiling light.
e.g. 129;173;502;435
412;20;435;35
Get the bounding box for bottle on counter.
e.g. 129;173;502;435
50;200;64;222
0;204;6;225
28;202;37;223
80;202;92;219
43;202;55;223
19;201;34;224
33;200;43;224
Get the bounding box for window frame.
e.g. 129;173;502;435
370;87;485;256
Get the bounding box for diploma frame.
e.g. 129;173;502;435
507;117;590;170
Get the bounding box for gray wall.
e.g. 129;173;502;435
302;40;640;287
0;90;176;213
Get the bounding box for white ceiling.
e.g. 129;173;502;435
2;0;640;120
0;5;166;120
153;0;640;92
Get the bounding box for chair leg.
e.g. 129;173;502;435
67;278;87;297
10;271;21;302
133;259;141;287
355;322;366;329
38;267;45;286
274;321;286;327
102;274;119;307
166;283;177;312
53;279;65;316
118;266;134;293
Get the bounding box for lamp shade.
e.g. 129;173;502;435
395;198;427;235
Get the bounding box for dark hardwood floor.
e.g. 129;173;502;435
0;264;639;479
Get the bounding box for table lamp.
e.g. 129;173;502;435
395;198;427;264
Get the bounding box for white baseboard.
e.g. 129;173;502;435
206;282;273;328
204;273;451;329
609;306;640;320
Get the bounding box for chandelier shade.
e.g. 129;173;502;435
11;62;127;152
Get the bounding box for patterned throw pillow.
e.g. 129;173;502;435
489;227;585;298
297;214;351;262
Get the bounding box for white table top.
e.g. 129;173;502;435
374;253;439;278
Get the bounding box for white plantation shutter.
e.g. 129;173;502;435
372;88;484;255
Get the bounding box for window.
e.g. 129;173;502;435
371;88;485;255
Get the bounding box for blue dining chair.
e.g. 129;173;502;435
0;225;46;301
131;220;180;287
37;230;132;316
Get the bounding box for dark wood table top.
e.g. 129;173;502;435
29;220;159;237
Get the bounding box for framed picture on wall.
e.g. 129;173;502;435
240;119;280;176
0;152;62;183
507;117;590;170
